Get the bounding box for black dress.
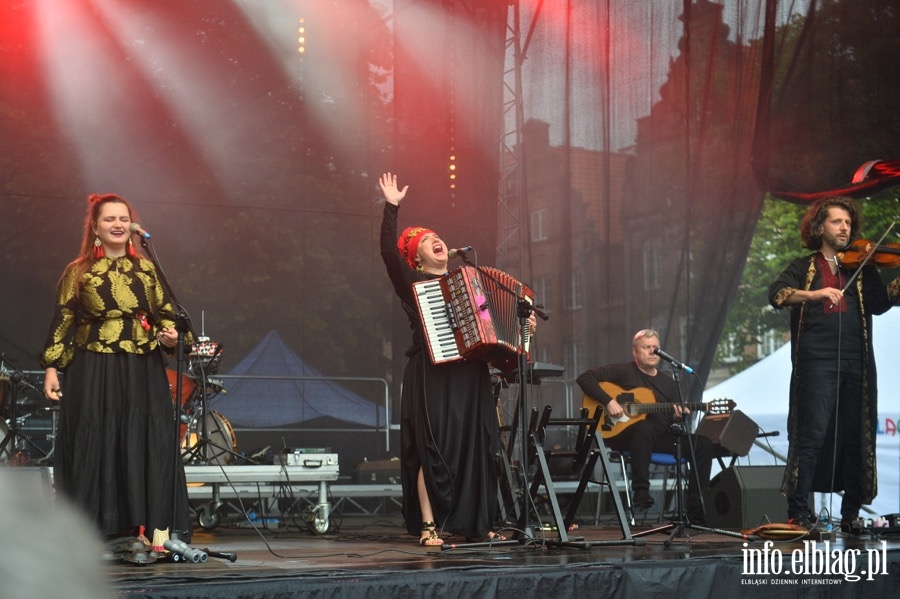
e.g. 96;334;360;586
380;203;500;538
41;256;192;539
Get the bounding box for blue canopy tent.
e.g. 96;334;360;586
211;331;386;429
207;332;390;474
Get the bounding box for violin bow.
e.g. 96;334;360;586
839;218;897;294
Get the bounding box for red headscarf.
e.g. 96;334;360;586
397;226;435;269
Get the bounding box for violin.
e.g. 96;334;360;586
836;239;900;269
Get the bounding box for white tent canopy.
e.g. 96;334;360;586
703;309;900;518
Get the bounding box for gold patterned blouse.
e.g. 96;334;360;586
40;256;183;370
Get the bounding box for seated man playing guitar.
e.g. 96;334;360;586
576;329;715;523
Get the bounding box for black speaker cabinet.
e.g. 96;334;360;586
704;465;785;529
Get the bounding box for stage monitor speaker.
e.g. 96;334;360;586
697;410;758;456
704;465;785;530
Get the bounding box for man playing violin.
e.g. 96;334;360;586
576;329;713;523
769;195;900;534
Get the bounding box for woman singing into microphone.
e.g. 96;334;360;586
41;193;192;543
378;172;534;547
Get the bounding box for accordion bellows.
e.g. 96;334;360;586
413;265;533;372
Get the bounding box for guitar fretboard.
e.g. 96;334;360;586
624;402;707;416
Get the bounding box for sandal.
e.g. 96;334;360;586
485;530;508;542
419;521;444;547
464;530;509;543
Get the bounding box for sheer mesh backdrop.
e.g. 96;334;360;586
495;0;900;401
497;0;772;395
1;1;898;466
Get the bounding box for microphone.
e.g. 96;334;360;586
202;548;238;562
163;539;208;563
448;245;473;259
652;348;695;374
129;223;151;239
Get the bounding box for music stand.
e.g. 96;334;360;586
481;286;636;550
520;404;638;549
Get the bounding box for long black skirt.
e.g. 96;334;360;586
400;350;500;538
54;350;191;539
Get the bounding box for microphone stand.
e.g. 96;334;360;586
138;235;216;562
452;255;547;547
634;361;752;545
513;294;544;542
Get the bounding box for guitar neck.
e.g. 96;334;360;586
628;401;707;414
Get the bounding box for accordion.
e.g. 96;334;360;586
413;265;534;371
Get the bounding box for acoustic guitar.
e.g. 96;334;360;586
583;381;735;440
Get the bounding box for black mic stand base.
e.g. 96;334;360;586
634;518;758;547
440;538;520;551
542;523;643;550
546;537;646;550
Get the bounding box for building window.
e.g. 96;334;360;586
643;238;662;290
564;270;583;310
565;341;585;377
759;329;782;358
530;208;548;242
531;276;551;314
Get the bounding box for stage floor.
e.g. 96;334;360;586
105;512;900;599
3;464;898;597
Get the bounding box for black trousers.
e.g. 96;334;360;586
606;416;713;512
789;357;863;519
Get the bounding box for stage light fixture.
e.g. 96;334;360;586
448;153;458;190
298;19;306;54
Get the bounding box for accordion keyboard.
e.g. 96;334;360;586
413;279;462;363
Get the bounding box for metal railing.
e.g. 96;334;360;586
197;374;393;452
2;370;394;456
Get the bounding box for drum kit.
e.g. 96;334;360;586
2;335;236;468
169;337;239;465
